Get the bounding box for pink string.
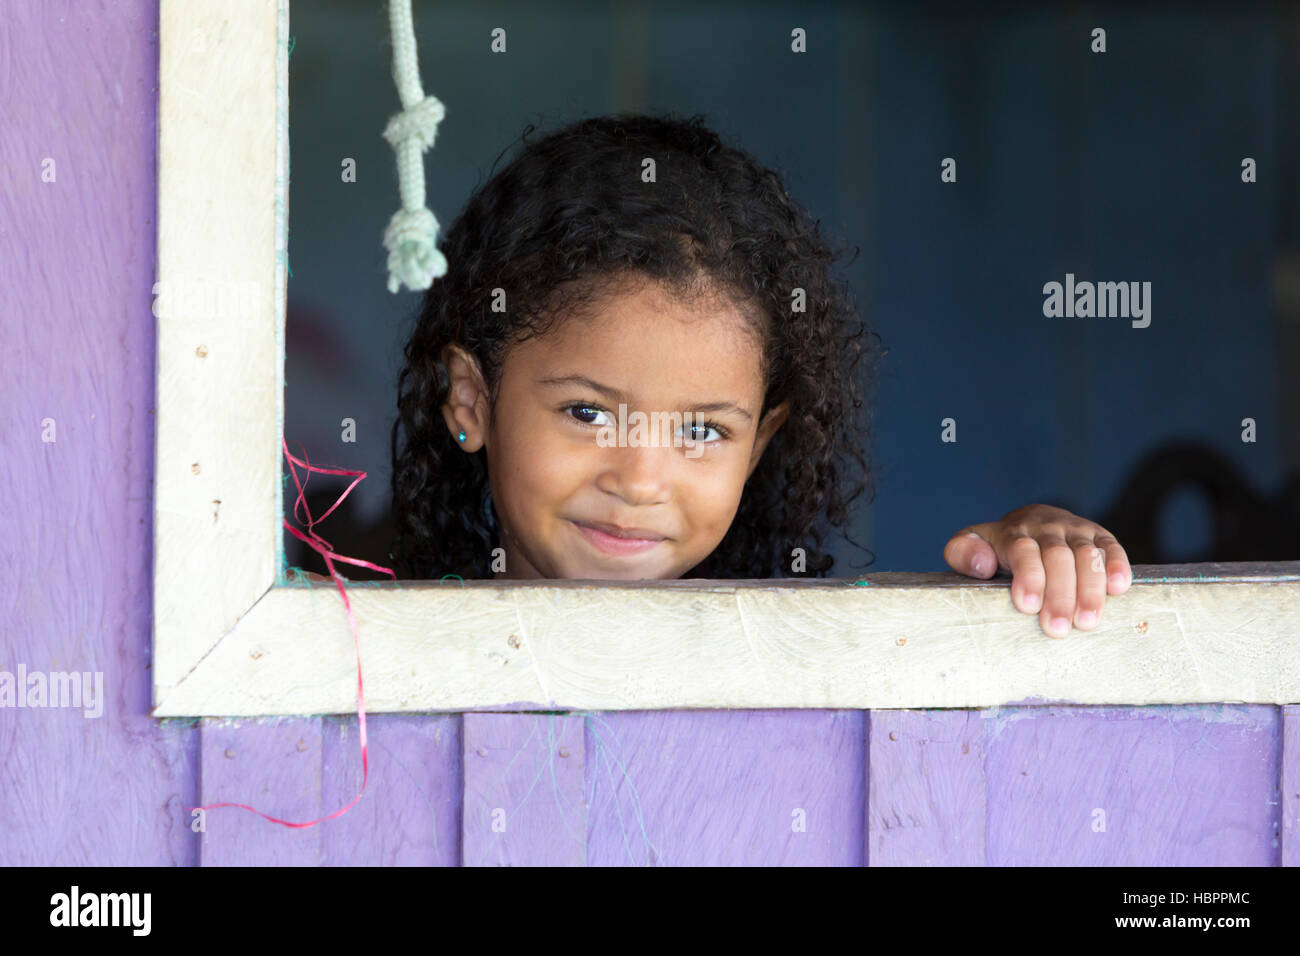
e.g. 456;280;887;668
187;438;395;829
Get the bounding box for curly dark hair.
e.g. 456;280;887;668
390;112;880;580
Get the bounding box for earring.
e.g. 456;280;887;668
457;431;466;443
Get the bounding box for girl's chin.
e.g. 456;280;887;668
555;550;683;581
558;560;678;581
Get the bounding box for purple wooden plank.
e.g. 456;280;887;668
984;704;1279;865
584;710;864;865
320;714;462;865
462;713;586;865
0;706;199;865
1283;705;1299;867
868;710;984;865
0;0;202;865
198;719;323;865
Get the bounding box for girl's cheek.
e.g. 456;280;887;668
535;429;598;496
683;456;747;537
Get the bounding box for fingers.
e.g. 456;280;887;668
1004;529;1133;638
1071;539;1108;630
1003;532;1080;638
1096;534;1132;594
944;529;999;578
1036;535;1077;638
1003;534;1045;615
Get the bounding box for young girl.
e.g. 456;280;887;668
389;112;1132;638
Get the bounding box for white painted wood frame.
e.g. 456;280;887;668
152;0;1300;717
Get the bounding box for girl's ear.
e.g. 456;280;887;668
439;344;492;451
746;400;790;478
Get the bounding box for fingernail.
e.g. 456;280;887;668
1077;610;1097;627
971;555;987;575
1110;573;1128;588
1048;616;1069;637
1024;593;1041;612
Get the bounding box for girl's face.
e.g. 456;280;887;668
441;279;789;579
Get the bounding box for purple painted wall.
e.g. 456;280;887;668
1;1;1295;866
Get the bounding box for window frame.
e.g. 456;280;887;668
151;0;1300;717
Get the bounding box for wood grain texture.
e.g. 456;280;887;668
196;713;461;865
984;705;1279;865
868;710;985;865
584;710;865;865
0;0;200;866
153;0;282;703
1283;705;1299;867
155;569;1300;715
463;713;586;865
199;717;324;865
320;714;461;866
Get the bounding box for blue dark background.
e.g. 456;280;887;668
284;0;1300;579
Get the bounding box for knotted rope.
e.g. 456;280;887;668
382;0;448;293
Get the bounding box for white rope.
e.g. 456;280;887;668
382;0;448;293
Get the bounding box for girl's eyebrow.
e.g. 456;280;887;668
536;374;754;423
537;374;626;399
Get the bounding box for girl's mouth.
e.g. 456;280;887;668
570;519;666;556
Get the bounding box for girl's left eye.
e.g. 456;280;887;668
566;404;612;427
678;422;724;443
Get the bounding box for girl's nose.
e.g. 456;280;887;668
596;442;672;506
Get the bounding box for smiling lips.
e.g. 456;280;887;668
571;519;667;556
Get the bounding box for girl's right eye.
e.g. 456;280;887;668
565;404;612;427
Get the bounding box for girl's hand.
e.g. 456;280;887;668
943;504;1132;638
